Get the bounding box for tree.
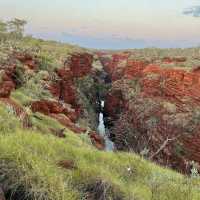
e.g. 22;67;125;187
7;18;27;39
0;20;7;33
0;20;8;41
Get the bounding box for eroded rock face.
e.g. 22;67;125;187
0;66;16;98
30;53;105;149
98;52;130;81
14;52;39;70
0;52;39;98
99;52;200;173
68;53;93;77
0;81;15;98
31;98;87;134
47;53;103;132
89;131;105;150
31;100;64;115
31;100;78;122
49;53;94;112
162;57;187;63
0;51;105;150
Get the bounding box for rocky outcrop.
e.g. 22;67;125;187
99;52;200;173
0;51;105;150
49;53;94;115
14;52;39;70
58;160;77;170
31;100;78;122
89;131;105;150
98;52;130;81
0;52;39;98
0;66;16;98
67;53;93;77
31;100;65;115
31;53;105;149
162;57;187;63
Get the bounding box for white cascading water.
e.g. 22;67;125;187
97;100;114;151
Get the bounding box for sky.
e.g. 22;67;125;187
0;0;200;49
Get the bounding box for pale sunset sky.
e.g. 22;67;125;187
0;0;200;49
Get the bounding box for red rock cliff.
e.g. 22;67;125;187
99;52;200;174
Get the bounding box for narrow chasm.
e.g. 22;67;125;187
97;99;114;151
93;59;115;151
76;55;115;151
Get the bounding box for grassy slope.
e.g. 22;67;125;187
0;100;200;200
1;37;200;199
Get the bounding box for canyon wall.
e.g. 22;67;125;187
0;52;105;150
98;52;200;174
3;48;200;173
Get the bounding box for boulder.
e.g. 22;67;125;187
14;52;38;70
0;66;16;98
89;131;105;150
58;160;77;170
0;81;15;98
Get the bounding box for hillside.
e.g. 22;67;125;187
1;30;200;199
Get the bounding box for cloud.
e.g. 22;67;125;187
183;6;200;17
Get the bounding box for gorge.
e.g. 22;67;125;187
5;49;200;174
97;100;114;151
1;37;200;199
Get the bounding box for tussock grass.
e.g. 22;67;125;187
0;103;22;134
11;90;33;106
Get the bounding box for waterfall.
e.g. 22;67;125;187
97;100;114;151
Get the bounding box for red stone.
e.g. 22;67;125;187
162;57;187;63
31;100;64;115
89;131;105;150
0;66;16;98
57;160;77;170
14;52;38;70
31;100;78;123
0;81;15;98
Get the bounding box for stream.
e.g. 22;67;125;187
97;100;114;151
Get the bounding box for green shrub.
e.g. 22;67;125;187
0;103;21;135
38;52;56;72
19;73;52;101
